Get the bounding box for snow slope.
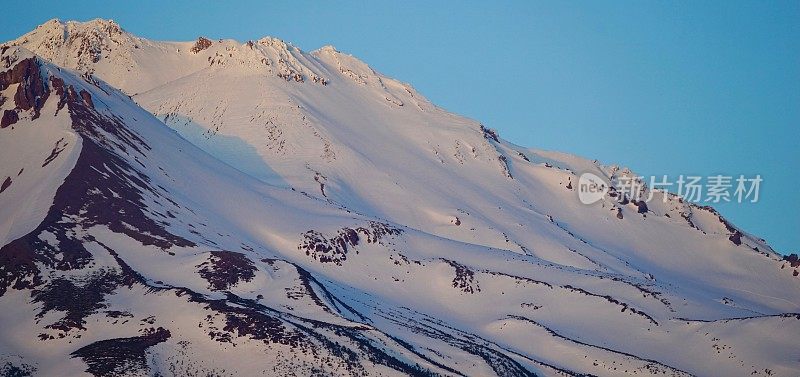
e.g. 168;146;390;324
0;19;798;377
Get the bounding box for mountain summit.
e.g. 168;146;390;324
0;20;798;377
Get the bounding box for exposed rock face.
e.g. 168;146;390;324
79;89;94;108
0;356;36;376
480;124;499;142
298;222;401;265
197;251;256;291
635;200;649;214
71;327;171;377
0;109;17;128
190;37;213;53
729;231;743;246
33;270;124;334
4;19;130;73
783;254;799;268
498;154;513;178
0;57;50;118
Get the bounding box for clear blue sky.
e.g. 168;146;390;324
4;1;798;254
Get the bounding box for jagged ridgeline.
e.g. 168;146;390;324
0;19;798;377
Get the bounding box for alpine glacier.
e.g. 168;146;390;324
0;19;798;377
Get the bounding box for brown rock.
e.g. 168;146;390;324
79;89;94;108
1;109;18;128
783;254;799;268
0;57;50;119
190;37;213;53
729;231;742;246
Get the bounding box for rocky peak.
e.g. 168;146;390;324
5;18;135;72
315;45;339;54
65;18;124;36
11;18;127;48
256;36;291;51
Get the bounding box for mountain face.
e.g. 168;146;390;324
0;19;797;377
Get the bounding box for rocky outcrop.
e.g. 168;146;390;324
729;231;743;246
783;254;799;268
33;270;124;334
190;37;213;53
0;109;18;128
298;222;402;265
71;327;171;376
634;200;649;214
197;251;256;291
443;259;480;294
0;57;50;119
480;124;499;142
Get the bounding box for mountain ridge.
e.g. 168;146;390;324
5;18;423;100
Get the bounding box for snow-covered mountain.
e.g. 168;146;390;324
0;19;798;377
